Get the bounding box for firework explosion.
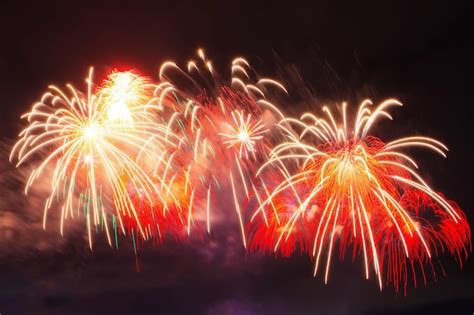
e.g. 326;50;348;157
152;50;287;246
10;69;182;248
8;49;470;290
250;100;470;290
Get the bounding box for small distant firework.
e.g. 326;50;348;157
219;110;269;160
250;100;470;290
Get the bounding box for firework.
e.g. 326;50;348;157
153;49;287;245
9;49;469;291
10;69;181;247
250;100;471;290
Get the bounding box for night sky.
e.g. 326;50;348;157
1;1;473;314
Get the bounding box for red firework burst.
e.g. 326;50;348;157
250;100;471;291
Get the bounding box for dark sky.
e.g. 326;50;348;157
1;1;473;314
